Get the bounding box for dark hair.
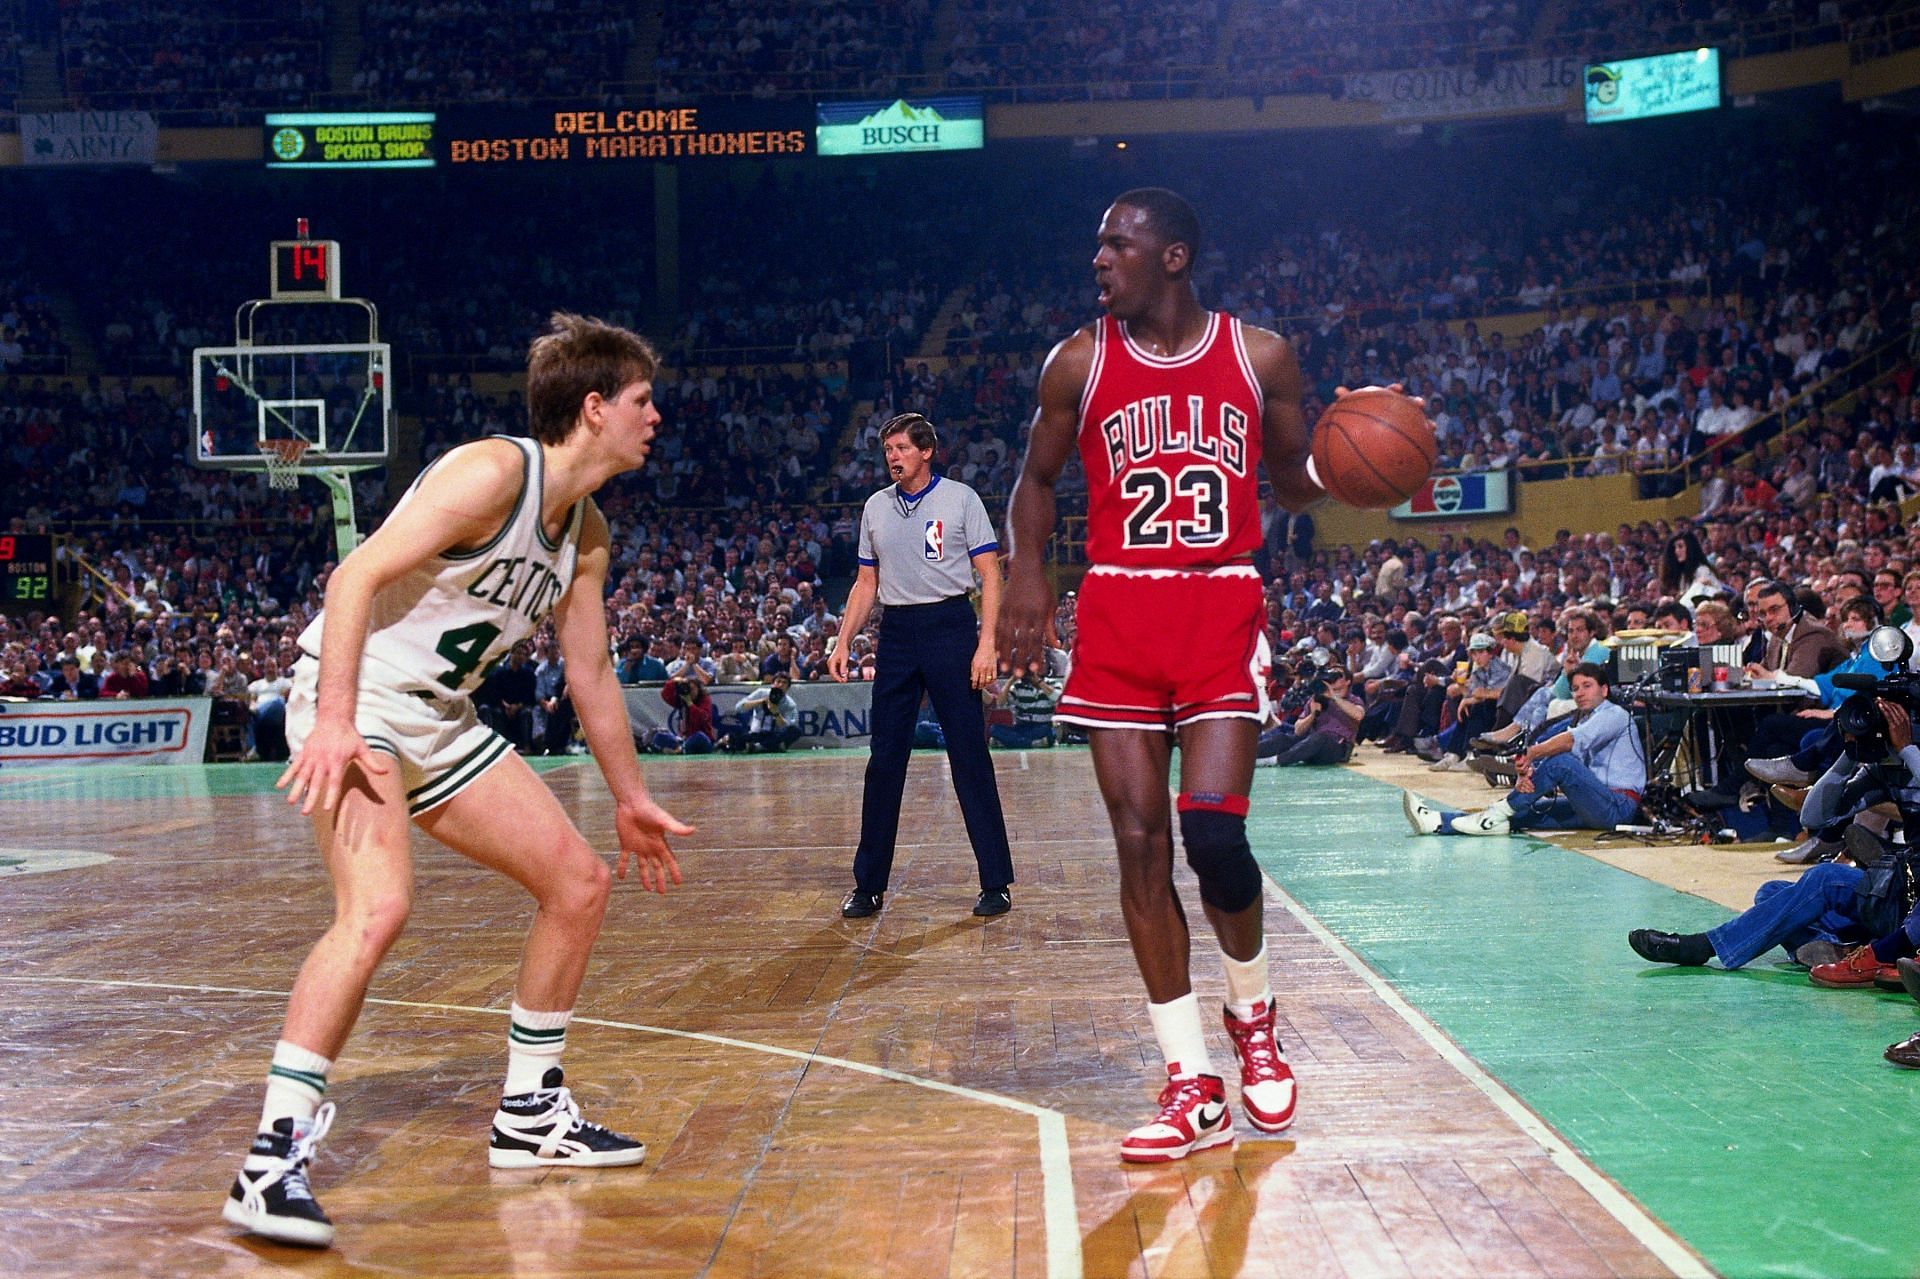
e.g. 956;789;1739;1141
1113;187;1201;275
1570;661;1610;687
526;312;659;444
1652;600;1692;627
879;412;938;452
1840;596;1881;626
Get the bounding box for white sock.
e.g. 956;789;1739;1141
505;1003;571;1094
1147;993;1213;1078
1221;944;1272;1021
260;1040;331;1133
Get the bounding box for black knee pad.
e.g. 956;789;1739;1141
1179;808;1260;913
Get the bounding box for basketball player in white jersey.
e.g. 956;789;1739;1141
222;314;692;1248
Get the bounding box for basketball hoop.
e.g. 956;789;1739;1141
258;439;311;490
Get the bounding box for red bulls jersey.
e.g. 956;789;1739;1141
1077;311;1264;569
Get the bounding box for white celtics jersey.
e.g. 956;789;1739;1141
299;436;585;697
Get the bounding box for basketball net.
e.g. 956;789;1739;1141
258;438;311;490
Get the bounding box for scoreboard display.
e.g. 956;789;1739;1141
1585;48;1721;124
440;102;813;164
265;113;439;169
0;534;56;616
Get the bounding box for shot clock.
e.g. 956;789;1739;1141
270;239;340;300
0;533;56;616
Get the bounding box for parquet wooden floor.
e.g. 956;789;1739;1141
0;752;1684;1278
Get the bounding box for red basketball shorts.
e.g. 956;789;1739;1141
1057;564;1267;731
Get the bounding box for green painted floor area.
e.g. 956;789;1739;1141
0;757;584;803
1250;768;1920;1279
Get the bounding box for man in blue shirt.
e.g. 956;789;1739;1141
1405;663;1645;837
615;636;668;685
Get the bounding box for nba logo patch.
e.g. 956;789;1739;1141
923;519;944;561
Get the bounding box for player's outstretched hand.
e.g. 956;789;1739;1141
277;717;389;815
614;795;692;893
1334;382;1425;410
997;566;1056;677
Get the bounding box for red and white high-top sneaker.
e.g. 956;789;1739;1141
1223;1000;1296;1133
1119;1069;1233;1163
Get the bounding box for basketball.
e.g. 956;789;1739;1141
1310;388;1437;510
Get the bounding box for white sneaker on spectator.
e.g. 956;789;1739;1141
1746;757;1812;786
1426;753;1465;772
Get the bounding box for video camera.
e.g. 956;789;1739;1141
1831;626;1920;761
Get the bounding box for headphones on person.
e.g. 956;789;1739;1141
1751;579;1802;623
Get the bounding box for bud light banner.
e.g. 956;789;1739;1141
0;699;211;767
1391;470;1512;520
816;95;984;156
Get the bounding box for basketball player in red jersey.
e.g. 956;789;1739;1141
999;189;1330;1161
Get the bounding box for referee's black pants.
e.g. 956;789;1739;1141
853;596;1015;896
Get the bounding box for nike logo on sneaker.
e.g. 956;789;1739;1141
1197;1103;1226;1129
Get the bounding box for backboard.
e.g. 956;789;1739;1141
191;342;392;471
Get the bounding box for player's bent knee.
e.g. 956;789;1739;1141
543;846;612;918
1177;793;1260;914
346;893;412;956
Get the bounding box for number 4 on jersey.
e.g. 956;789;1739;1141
435;621;502;689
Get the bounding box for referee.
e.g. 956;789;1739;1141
827;413;1016;920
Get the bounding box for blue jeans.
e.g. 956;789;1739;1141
651;729;713;754
989;721;1054;748
1706;862;1868;969
1505;753;1639;832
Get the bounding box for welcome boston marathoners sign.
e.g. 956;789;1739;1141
1390;470;1513;520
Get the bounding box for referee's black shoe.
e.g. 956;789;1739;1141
972;887;1012;918
841;889;884;919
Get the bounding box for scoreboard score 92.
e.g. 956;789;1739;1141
0;533;56;616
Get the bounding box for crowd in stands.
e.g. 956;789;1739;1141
0;266;68;375
652;0;932;102
1546;0;1866;61
6;0;1911;121
6;110;1918;781
921;117;1918;495
58;0;324;119
943;0;1223;99
0;3;24;105
354;0;633;105
1224;0;1535;98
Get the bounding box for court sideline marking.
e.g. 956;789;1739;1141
2;976;1082;1278
1258;872;1713;1279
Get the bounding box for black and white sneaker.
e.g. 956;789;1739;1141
222;1102;337;1247
489;1068;646;1169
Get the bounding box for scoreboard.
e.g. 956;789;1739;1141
0;534;56;616
442;102;812;164
264;102;816;167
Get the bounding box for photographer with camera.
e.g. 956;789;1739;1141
1737;600;1900;859
650;672;716;754
1261;667;1364;767
1626;667;1920;1054
728;672;801;753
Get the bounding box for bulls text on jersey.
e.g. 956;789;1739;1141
1096;394;1250;479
